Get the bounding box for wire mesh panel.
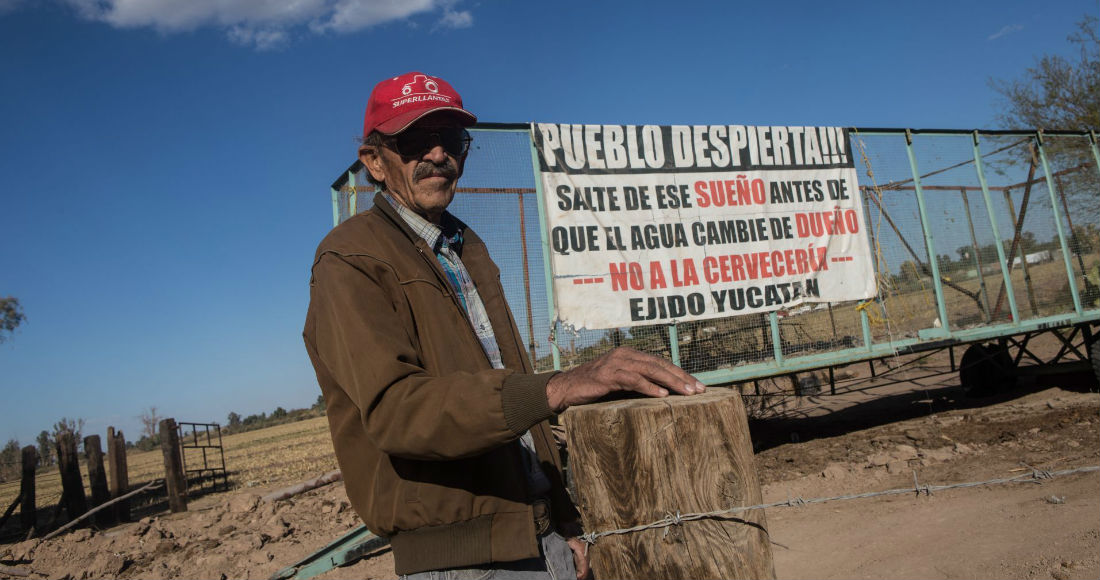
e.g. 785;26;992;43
912;133;1010;331
1043;134;1100;311
327;127;1100;383
852;132;941;343
979;135;1079;321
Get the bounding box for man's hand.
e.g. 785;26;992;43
565;536;592;579
546;347;704;413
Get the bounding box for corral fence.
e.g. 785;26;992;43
329;126;1100;393
0;418;226;541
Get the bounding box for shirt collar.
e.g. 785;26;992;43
382;193;464;254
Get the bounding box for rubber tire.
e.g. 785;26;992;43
960;342;1016;397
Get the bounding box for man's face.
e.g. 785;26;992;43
360;114;470;224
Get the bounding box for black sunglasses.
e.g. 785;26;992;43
386;128;472;158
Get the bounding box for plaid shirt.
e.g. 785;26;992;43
383;194;503;368
382;194;550;494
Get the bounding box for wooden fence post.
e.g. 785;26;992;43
20;446;36;533
564;389;775;579
83;435;115;527
107;427;130;522
55;432;87;522
159;418;187;513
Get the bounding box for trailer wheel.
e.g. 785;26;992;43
960;342;1016;397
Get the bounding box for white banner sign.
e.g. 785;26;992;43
533;123;877;330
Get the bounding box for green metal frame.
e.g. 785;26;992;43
327;126;1100;385
522;126;1100;382
528;131;562;370
904;129;951;338
971;130;1021;323
1035;131;1084;316
269;525;388;580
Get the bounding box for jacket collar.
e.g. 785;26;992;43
380;193;465;255
372;191;486;251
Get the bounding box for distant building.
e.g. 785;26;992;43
1012;250;1053;267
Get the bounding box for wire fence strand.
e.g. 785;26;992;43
578;464;1100;545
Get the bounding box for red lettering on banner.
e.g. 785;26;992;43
794;209;861;238
609;262;645;291
693;176;767;208
649;261;667;289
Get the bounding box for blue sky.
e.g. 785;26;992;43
1;0;1096;446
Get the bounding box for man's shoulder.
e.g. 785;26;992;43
314;206;402;258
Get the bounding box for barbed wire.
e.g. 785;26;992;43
578;464;1100;546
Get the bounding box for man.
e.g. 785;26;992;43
303;71;703;578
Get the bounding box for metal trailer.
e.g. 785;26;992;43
271;126;1100;579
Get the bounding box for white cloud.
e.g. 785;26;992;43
51;0;469;48
227;25;289;51
988;24;1023;41
315;0;435;33
437;7;471;29
0;0;24;15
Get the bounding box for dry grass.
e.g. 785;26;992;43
0;417;337;515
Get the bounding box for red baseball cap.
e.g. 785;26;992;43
363;72;477;137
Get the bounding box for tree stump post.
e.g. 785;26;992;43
20;446;37;533
55;432;87;522
83;435;115;527
564;389;775;579
159;419;187;513
107;427;130;522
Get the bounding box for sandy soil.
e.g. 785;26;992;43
1;359;1097;580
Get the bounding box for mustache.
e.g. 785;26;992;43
412;159;459;182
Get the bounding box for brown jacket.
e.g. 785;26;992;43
302;194;579;574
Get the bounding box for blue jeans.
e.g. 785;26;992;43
401;532;577;580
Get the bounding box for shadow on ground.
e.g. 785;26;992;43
747;367;1098;453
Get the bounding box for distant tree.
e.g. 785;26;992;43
134;435;159;452
896;259;923;285
227;411;242;428
1071;224;1098;253
0;439;19;482
0;296;25;344
991;14;1100;214
311;395;325;413
992;15;1099;131
272;406;288;419
1019;231;1037;251
52;416;85;452
139;406;162;440
36;430;53;465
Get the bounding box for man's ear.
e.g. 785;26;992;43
359;145;386;183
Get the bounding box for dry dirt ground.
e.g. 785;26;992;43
1;357;1097;580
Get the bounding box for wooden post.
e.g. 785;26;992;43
19;446;36;533
159;418;187;512
55;432;87;522
107;427;130;522
83;435;115;527
564;389;775;579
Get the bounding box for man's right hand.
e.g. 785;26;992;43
545;347;704;413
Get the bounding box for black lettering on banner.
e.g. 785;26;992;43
710;282;808;313
629;293;706;322
554;184;622;212
622;185;652;210
550;225;600;255
534;124;854;174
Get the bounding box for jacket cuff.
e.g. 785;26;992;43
502;371;558;435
